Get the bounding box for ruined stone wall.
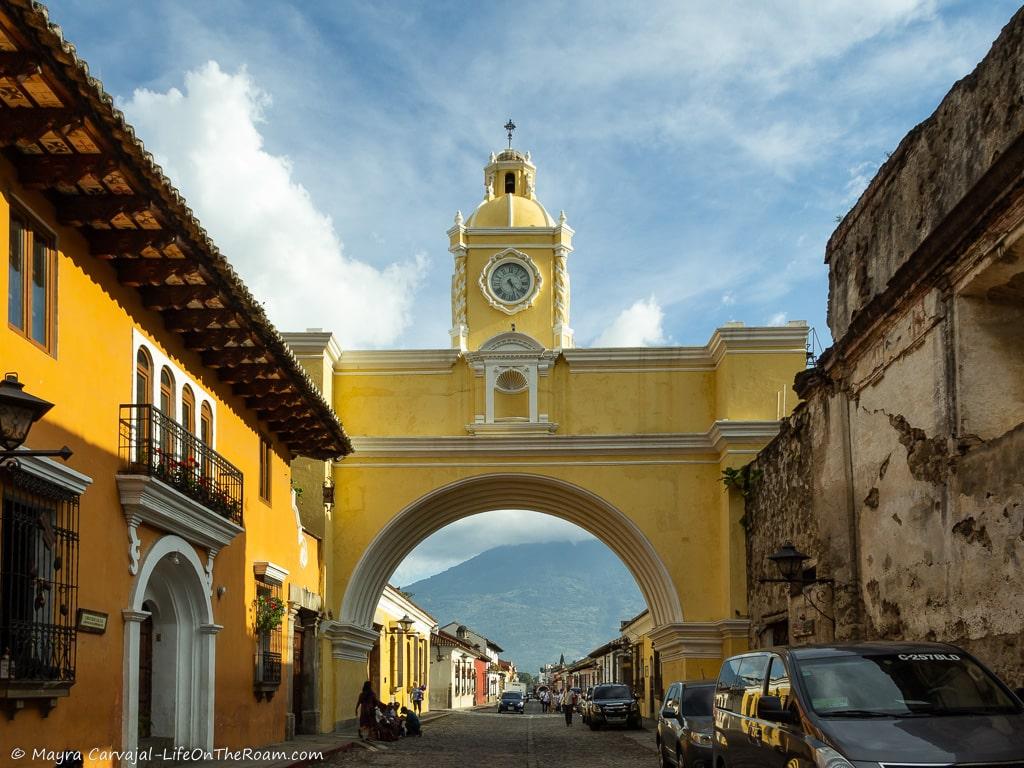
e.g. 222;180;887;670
826;7;1024;340
747;284;1024;685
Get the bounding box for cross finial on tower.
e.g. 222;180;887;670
504;118;516;148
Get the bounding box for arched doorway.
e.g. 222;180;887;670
122;536;219;758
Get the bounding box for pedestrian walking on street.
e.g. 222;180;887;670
411;682;425;714
356;680;380;741
563;688;578;726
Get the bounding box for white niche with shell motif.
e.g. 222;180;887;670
464;332;558;435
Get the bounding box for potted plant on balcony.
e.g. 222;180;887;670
253;593;285;634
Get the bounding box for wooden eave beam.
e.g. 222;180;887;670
139;284;217;311
217;364;279;384
0;108;83;146
246;394;303;412
114;258;195;286
201;348;270;369
230;380;291;397
185;328;257;351
163;308;239;333
87;228;183;259
56;194;154;226
0;51;41;77
14;152;115;188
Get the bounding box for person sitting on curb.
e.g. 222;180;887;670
400;706;422;736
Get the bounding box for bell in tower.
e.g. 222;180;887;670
448;124;575;352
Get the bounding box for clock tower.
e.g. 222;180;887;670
448;145;575;352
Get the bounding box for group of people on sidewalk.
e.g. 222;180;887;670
356;681;424;742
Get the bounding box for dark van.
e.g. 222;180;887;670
713;642;1024;766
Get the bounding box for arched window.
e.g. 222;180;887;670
504;172;515;194
159;367;175;419
135;347;153;405
181;385;195;434
200;402;213;447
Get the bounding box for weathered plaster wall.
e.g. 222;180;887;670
748;282;1024;685
826;7;1024;340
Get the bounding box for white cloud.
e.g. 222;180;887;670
593;296;667;347
390;510;594;586
121;62;426;349
767;312;788;326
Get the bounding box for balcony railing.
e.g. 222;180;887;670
256;649;282;686
118;404;243;525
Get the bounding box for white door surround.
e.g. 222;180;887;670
122;535;220;766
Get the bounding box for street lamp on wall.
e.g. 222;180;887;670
0;373;72;464
397;614;414;633
761;541;836;629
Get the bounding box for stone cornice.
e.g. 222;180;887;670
15;450;93;496
253;561;289;586
650;619;752;662
281;331;342;365
336;349;461;374
564;324;808;372
347;420;780;458
117;474;244;551
322;621;380;662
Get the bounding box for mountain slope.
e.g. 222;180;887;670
401;539;646;676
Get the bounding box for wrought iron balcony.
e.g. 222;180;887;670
118;404;243;525
256;649;282;686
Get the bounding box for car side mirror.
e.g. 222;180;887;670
660;705;681;720
756;695;794;724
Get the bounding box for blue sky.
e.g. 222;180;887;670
46;0;1022;351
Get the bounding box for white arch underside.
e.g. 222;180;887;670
340;473;683;629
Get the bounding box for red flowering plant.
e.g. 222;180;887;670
254;593;286;633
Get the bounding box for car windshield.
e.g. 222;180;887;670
595;685;631;700
798;652;1020;717
501;692;522;701
682;686;714;716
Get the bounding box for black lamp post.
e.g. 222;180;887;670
397;614;414;633
0;372;72;462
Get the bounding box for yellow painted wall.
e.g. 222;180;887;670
0;159;320;765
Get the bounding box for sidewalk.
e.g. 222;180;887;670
183;710;452;768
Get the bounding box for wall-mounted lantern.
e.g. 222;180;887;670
762;541;836;629
0;373;72;464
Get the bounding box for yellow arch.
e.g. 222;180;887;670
339;472;683;628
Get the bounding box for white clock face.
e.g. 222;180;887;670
489;261;532;303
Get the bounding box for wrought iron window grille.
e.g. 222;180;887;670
0;466;80;717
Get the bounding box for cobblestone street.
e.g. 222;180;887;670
315;703;656;767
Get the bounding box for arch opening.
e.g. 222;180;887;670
340;473;683;634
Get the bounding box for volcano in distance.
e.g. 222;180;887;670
400;539;645;677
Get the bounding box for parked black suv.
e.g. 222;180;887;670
585;683;641;729
713;642;1024;766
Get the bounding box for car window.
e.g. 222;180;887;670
595;685;631;699
716;658;742;712
501;692;522;700
663;683;681;712
681;685;714;716
735;655;769;717
797;652;1020;717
